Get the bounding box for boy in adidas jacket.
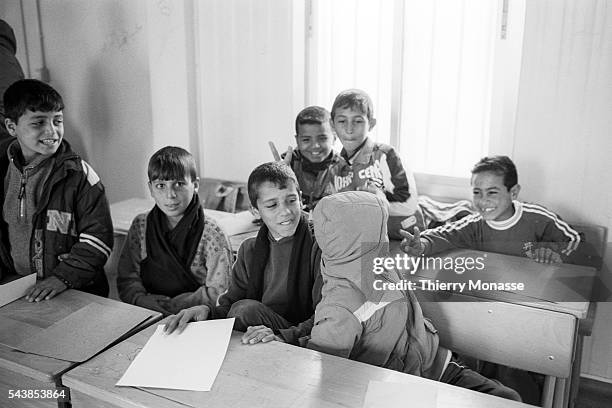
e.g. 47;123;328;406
400;155;580;263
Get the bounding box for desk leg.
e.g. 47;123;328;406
568;334;585;408
553;378;566;408
542;376;556;408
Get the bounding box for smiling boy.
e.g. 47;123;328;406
165;162;322;346
286;106;341;211
0;79;113;300
400;155;580;263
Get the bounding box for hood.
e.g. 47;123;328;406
313;191;393;300
0;20;18;54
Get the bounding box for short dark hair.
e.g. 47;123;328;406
3;79;64;123
294;105;331;134
148;146;198;182
247;161;299;209
471;155;518;190
331;89;374;123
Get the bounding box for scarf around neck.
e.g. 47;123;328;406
141;194;204;297
246;213;315;324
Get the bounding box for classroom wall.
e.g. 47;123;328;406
513;0;612;235
195;0;304;182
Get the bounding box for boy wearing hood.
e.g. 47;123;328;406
308;191;520;401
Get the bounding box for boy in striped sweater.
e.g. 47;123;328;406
400;155;580;263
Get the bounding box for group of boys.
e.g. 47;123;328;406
2;79;584;403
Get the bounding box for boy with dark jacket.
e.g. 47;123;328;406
1;79;113;300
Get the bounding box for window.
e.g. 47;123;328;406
306;0;525;191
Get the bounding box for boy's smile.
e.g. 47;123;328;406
471;171;520;222
6;109;64;163
332;107;376;156
148;177;199;229
295;122;335;163
254;181;301;240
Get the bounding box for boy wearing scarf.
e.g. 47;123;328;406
308;191;520;401
117;147;233;316
165;162;323;346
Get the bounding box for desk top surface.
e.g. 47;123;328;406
388;244;596;319
64;319;533;408
0;290;161;382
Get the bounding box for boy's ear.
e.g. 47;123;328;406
147;181;154;196
368;118;377;131
4;118;17;136
510;184;521;199
193;177;200;192
250;205;260;218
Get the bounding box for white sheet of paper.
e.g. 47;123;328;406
0;274;36;308
117;318;234;391
363;380;438;408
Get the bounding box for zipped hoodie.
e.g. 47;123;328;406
0;138;113;295
308;191;449;379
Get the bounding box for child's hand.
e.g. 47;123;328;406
158;293;196;315
241;325;284;345
135;294;171;314
282;146;293;166
399;227;425;256
268;141;293;166
164;305;211;335
24;276;68;302
529;247;563;264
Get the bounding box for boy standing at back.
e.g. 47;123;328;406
330;89;423;238
285;106;341;211
1;79;113;300
165;162;322;346
400;155;580;263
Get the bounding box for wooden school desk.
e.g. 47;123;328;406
110;198;259;252
63;318;534;408
0;289;161;408
386;246;597;408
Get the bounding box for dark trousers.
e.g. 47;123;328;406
440;355;523;402
227;299;292;332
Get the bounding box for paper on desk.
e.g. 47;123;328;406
15;302;153;362
363;380;437;408
0;273;36;308
117;318;235;391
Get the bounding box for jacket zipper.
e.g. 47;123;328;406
18;169;28;220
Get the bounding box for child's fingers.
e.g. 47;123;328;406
268;141;281;161
398;229;414;240
412;226;421;240
283;146;293;165
163;315;179;334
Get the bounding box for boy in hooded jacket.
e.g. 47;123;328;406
308;191;520;401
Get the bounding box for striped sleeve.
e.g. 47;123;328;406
421;213;482;255
522;203;581;256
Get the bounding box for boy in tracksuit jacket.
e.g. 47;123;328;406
330;89;424;239
308;191;520;401
1;79;113;300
